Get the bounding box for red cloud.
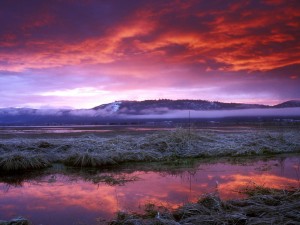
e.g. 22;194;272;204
0;1;299;73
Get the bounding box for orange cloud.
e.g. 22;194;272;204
118;2;300;71
215;51;300;71
0;8;157;72
0;1;299;74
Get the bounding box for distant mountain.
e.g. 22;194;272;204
0;99;299;125
272;100;300;108
92;99;269;115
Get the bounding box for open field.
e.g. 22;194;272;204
0;125;300;172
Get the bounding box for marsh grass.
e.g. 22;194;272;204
63;152;117;167
238;182;277;196
0;153;50;171
0;127;300;171
88;174;139;186
143;128;198;155
66;170;140;186
110;185;300;225
0;170;46;188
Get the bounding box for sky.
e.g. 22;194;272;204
0;0;300;109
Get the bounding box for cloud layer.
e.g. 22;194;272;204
0;0;300;108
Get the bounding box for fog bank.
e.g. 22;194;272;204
122;107;300;119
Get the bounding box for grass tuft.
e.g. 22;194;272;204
64;152;116;167
0;153;50;171
239;182;276;196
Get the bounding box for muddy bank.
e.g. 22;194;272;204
0;128;300;171
110;187;300;225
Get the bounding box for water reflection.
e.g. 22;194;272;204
0;155;299;225
0;125;266;135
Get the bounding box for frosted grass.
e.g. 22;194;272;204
0;128;299;171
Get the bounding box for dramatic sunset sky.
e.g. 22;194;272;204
1;0;300;109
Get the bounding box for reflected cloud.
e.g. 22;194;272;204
218;173;299;199
1;155;300;224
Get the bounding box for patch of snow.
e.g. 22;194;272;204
111;101;121;112
104;101;121;113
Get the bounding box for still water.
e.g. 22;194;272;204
0;155;299;225
0;125;267;135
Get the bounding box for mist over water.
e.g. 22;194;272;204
1;107;299;126
123;107;300;119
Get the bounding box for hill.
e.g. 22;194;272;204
0;99;299;125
